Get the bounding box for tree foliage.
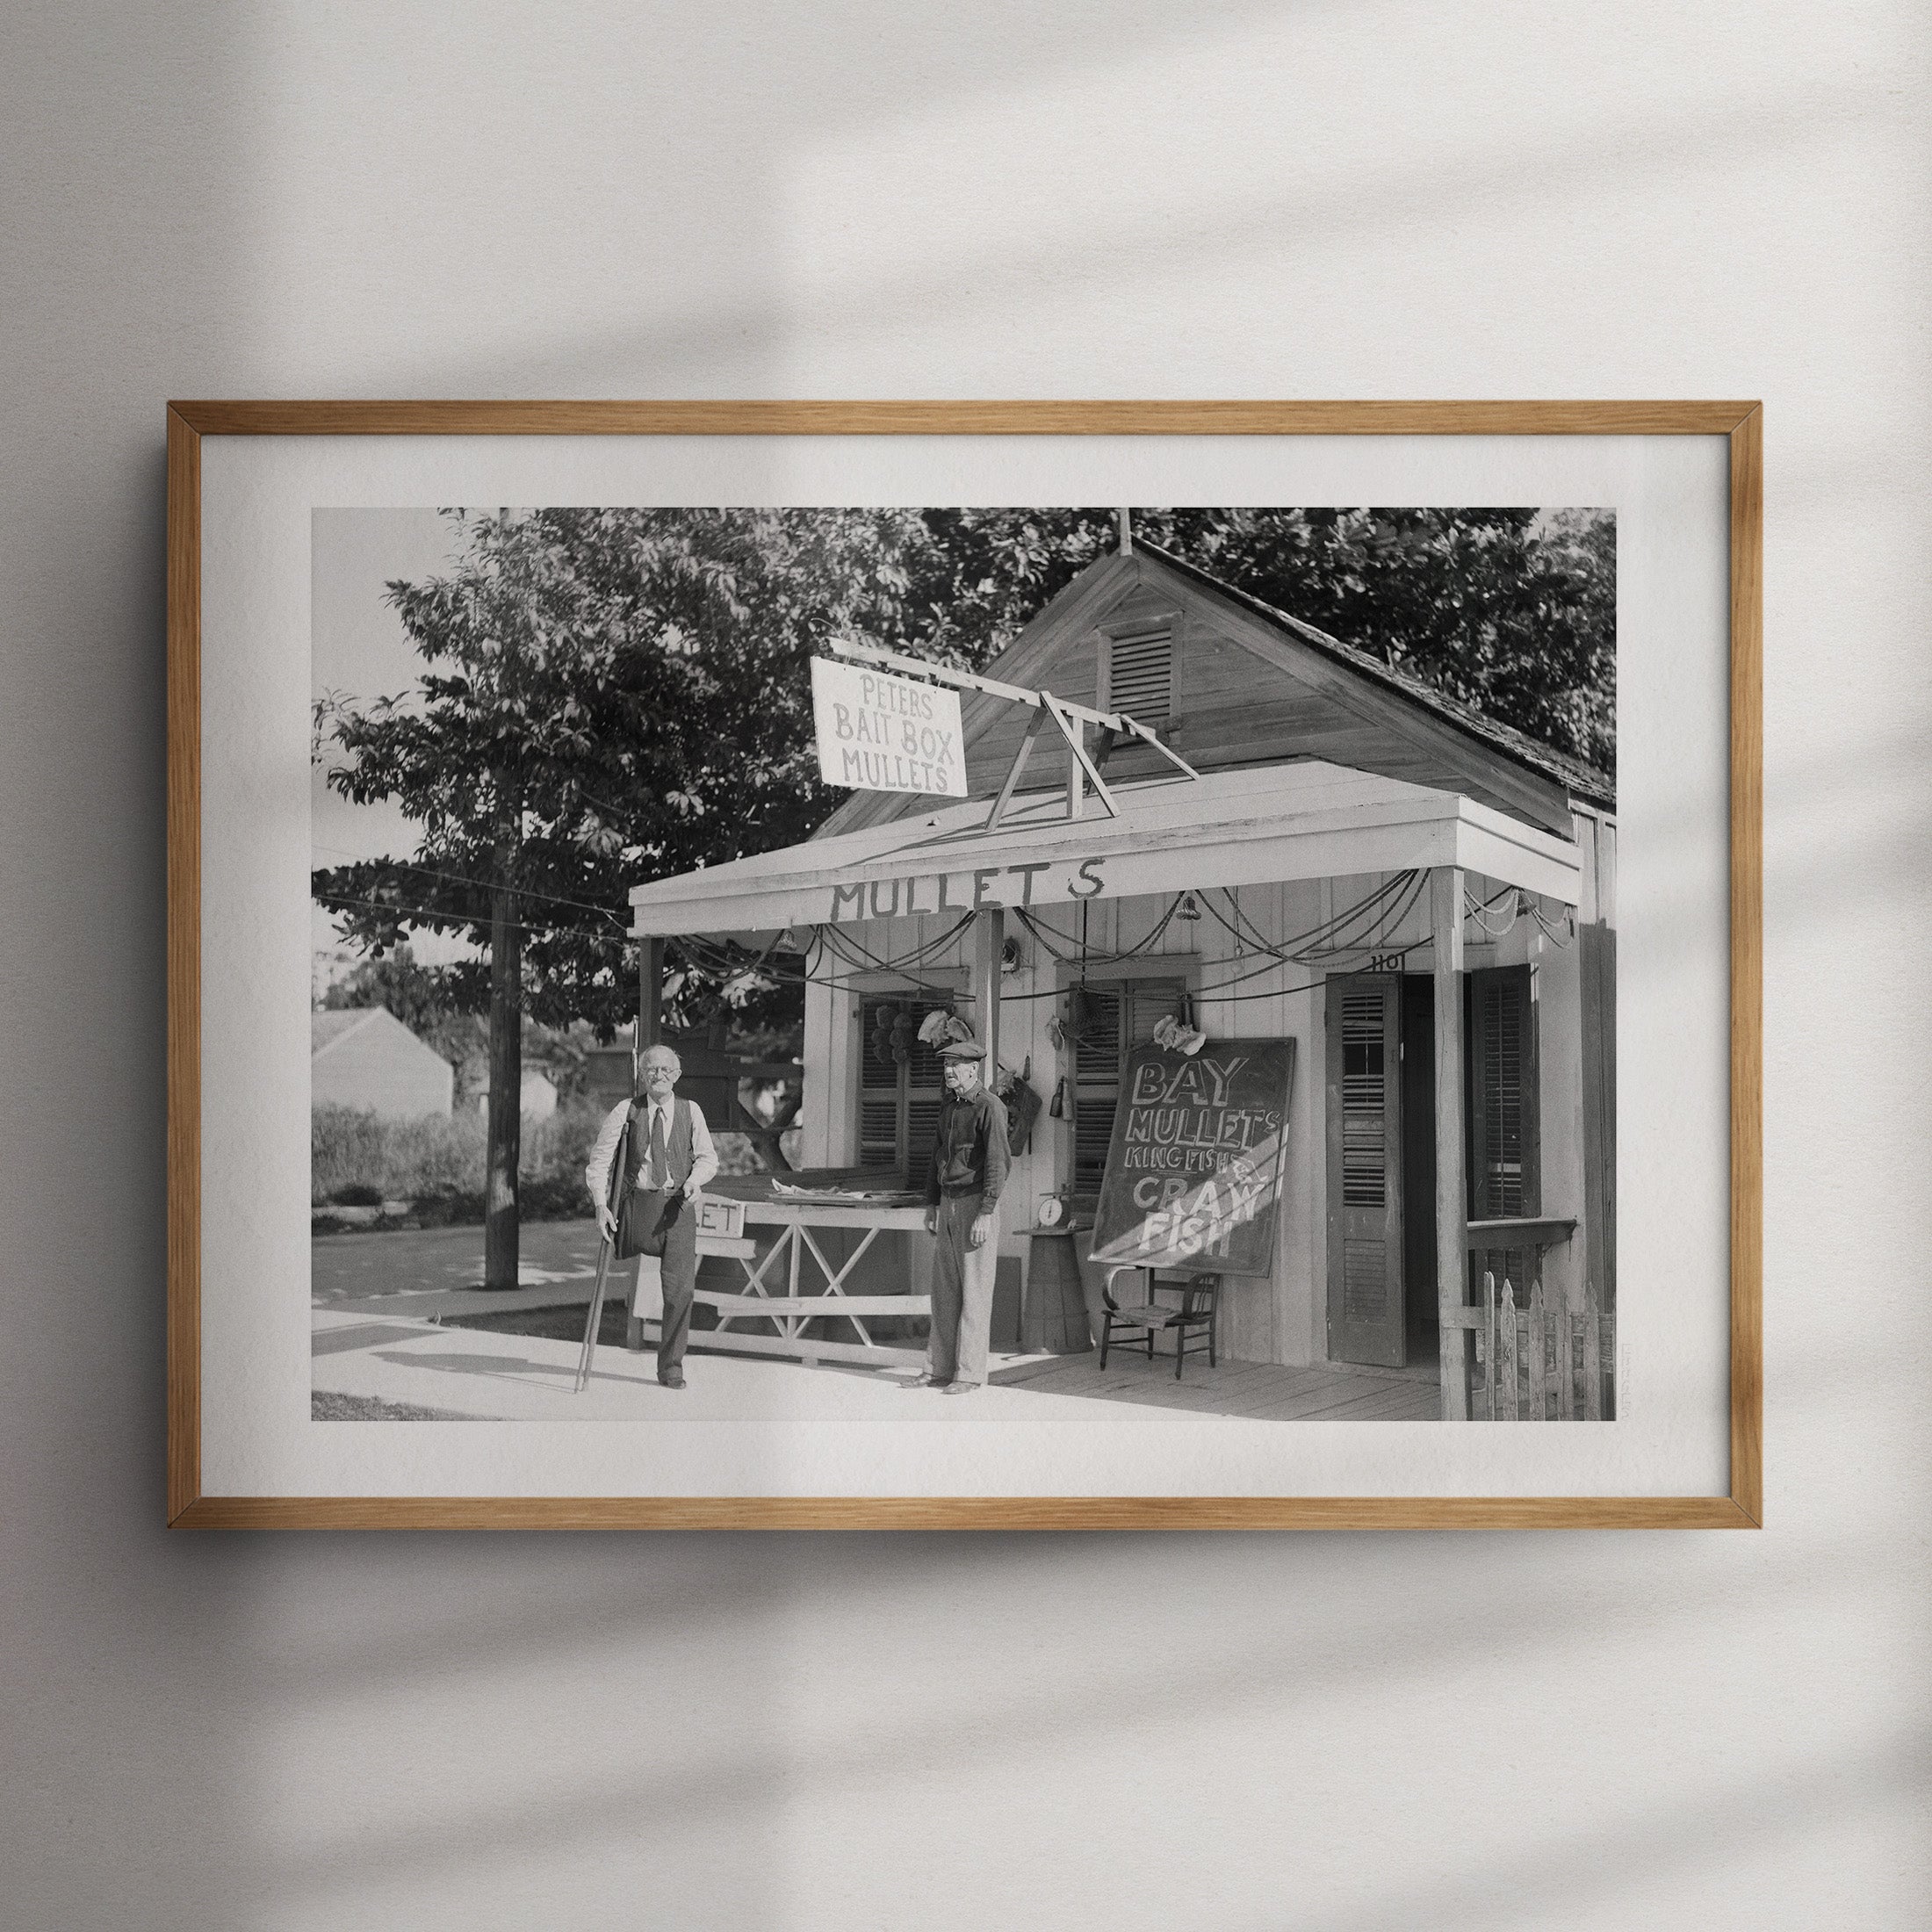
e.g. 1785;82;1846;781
313;508;929;1037
892;506;1615;774
314;501;1615;1038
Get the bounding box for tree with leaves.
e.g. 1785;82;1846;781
315;502;1614;1285
890;506;1615;772
313;507;928;1285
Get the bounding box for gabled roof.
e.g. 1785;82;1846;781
310;1009;377;1056
813;538;1611;843
1135;537;1613;809
311;1006;449;1066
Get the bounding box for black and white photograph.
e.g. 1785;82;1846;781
29;0;1932;1920
309;502;1617;1426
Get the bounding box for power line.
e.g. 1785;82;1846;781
312;845;628;924
313;889;615;941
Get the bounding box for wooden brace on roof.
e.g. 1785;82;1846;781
825;634;1200;832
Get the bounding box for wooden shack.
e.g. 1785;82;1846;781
626;538;1615;1420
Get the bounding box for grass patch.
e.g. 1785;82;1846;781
311;1389;470;1421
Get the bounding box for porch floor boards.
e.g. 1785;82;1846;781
991;1353;1445;1422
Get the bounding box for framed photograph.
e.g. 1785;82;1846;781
167;400;1762;1529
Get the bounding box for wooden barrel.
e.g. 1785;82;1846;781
1020;1229;1094;1355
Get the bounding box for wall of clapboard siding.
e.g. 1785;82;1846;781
806;841;1602;1374
941;564;1584;835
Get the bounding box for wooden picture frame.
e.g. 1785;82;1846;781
168;400;1762;1529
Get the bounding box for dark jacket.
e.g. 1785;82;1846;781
926;1083;1012;1206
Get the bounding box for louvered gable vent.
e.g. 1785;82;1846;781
1106;624;1173;727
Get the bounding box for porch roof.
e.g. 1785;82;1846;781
629;760;1582;937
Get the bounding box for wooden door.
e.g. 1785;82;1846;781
1326;976;1405;1366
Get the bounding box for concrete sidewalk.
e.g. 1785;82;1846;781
311;1306;1157;1423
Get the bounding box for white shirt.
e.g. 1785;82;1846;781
584;1093;719;1208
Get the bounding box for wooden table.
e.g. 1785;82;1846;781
629;1176;936;1370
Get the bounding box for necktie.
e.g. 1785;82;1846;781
649;1105;668;1191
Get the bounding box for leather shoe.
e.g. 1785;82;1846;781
906;1373;947;1389
942;1381;981;1396
659;1371;686;1390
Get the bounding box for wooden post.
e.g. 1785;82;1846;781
481;863;523;1292
802;943;862;1168
638;934;664;1050
971;905;1005;1076
1431;867;1470;1420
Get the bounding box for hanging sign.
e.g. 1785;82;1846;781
811;657;968;797
1089;1039;1296;1278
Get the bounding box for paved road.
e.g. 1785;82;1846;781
312;1218;605;1305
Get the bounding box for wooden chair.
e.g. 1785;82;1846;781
1099;1267;1222;1381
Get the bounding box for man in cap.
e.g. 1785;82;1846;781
914;1036;1011;1395
584;1043;718;1389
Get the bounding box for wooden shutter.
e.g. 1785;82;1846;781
858;997;903;1168
858;996;952;1178
1467;966;1539;1219
903;1013;946;1181
1105;624;1173;727
1326;976;1405;1367
1071;977;1187;1193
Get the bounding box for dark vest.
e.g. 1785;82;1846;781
624;1097;695;1193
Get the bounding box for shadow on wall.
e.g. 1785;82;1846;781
7;0;1928;1925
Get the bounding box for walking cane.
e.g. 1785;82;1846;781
573;1118;631;1395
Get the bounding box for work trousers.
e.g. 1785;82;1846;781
927;1190;999;1388
618;1187;698;1379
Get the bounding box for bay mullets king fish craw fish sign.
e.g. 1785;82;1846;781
1088;1039;1296;1277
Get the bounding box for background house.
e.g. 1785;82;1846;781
310;1007;453;1118
469;1065;559;1122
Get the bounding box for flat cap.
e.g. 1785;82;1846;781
937;1037;986;1061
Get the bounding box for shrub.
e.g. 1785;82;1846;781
311;1101;804;1227
312;1101;612;1208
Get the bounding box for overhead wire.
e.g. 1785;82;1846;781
311;844;630;924
312;888;615;940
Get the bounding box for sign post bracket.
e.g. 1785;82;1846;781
986;706;1051;832
1039;693;1119;820
825;637;1202;788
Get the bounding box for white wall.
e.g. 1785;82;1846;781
3;7;1924;1928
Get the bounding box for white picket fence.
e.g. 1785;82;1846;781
1468;1246;1613;1422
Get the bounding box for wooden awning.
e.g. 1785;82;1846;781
628;761;1582;937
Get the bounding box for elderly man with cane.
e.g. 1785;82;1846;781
583;1042;718;1389
912;1036;1010;1396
